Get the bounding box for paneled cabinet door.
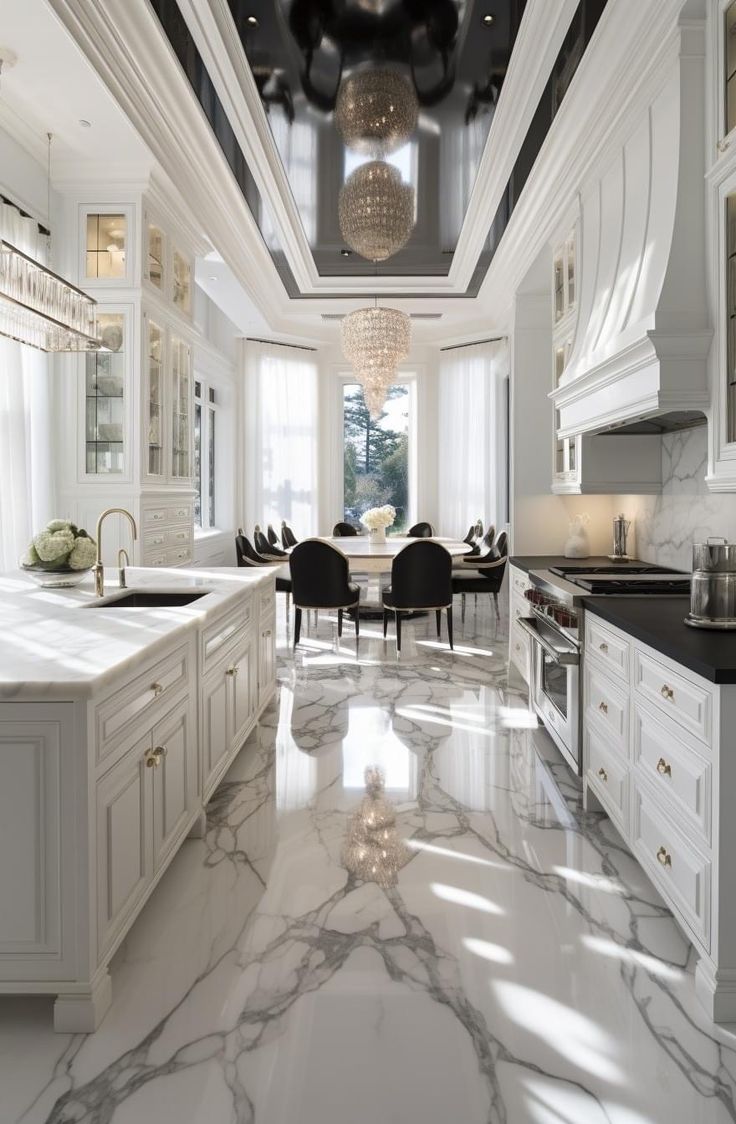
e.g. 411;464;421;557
151;697;196;871
259;613;276;710
229;632;256;750
202;665;229;798
96;734;152;957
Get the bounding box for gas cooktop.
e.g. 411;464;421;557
549;562;670;576
569;573;691;595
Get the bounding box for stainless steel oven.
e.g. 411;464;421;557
517;597;582;774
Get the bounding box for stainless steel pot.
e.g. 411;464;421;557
686;538;736;629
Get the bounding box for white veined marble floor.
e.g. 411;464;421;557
3;591;736;1123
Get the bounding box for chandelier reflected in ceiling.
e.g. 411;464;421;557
335;68;419;157
338;161;415;262
341;305;411;418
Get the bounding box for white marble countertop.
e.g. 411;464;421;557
0;566;275;701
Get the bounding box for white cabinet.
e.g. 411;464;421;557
508;565;531;684
201;618;257;801
151;697;197;869
582;613;736;1021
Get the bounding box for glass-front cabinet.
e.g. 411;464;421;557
170;336;192;479
552;228;579;490
146;317;165;478
147;224;164;291
85;311;126;475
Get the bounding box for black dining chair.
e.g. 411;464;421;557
382;540;453;654
462;524;477;546
452;530;508;620
333;521;359;536
281;521;298;549
407;521;434;538
267;524;279;547
289;539;361;647
254;525;288;560
236;531;293;622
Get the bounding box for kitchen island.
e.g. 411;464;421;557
0;566;277;1031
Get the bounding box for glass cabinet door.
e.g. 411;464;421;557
172;250;191;315
171;336;192;479
146;318;164;477
147;224;164;290
86;312;125;474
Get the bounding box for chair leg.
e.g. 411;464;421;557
446;605;454;651
383;608;389;639
294;607;302;648
435;609;442;638
354;611;359;641
461;593;466;624
395;611;402;654
286;591;290;624
338;608;343;638
493;592;499;618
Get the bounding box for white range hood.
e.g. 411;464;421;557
552;20;711;439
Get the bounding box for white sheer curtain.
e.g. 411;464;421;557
245;341;319;537
437;339;508;539
0;203;53;570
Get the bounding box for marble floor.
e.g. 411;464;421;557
3;595;736;1123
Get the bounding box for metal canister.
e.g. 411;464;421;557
686;538;736;629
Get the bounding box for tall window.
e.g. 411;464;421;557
194;380;217;528
343;384;410;530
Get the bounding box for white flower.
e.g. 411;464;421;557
360;505;396;530
34;528;75;562
68;537;97;570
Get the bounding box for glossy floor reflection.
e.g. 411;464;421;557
4;596;736;1123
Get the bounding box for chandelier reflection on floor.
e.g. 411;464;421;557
342;765;409;888
335;68;418;157
341;305;411;418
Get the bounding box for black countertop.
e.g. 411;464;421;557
509;555;662;575
585;597;736;684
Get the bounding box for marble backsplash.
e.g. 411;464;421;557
617;426;736;571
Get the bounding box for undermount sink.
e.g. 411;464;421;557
85;591;208;609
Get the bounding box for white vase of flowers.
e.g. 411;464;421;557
361;505;396;543
20;519;98;587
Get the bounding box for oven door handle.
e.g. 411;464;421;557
517;617;580;666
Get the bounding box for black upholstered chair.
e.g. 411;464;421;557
333;521;359;536
236;532;292;623
382;540;453;654
452;530;508;620
289;539;360;646
267;524;279;547
407;521;434;538
254;524;288;559
281;521;298;549
462;524;477;546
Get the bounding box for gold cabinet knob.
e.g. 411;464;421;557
656;757;672;778
656;845;672;868
597;766;608;783
151;682;163;698
598;700;608;715
599;642;609;653
226;664;239;677
660;684;674;700
144;749;157;768
153;744;167;761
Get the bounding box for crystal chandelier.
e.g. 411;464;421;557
338;161;415;262
0;241;100;351
335;69;419;157
342;305;411;419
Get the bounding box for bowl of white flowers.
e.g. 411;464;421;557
360;505;396;543
21;519;98;588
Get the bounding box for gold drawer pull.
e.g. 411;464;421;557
660;684;675;700
597;767;608;783
151;682;164;698
598;700;608;715
153;744;167;761
599;642;609;653
656;846;672;868
226;664;239;677
656;757;672;778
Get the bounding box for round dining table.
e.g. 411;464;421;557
321;535;470;617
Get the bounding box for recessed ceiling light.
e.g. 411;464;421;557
482;13;495;25
208;275;217;281
340;248;352;257
79;119;92;128
246;15;258;27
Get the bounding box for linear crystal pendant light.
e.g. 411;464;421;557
338;161;415;262
0;134;100;352
335;69;419;157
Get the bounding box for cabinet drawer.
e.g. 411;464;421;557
143;553;167;568
167;525;192;548
632;702;711;847
165;545;192;567
632;780;711;949
202;601;253;670
634;649;712;746
95;643;191;766
510;566;529;597
585;661;628;754
168;501;193;523
585;726;629;833
143;507;167;526
143;529;166;551
509;621;529;683
585;617;629;682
